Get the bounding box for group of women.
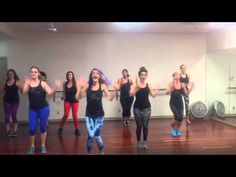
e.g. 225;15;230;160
0;64;194;154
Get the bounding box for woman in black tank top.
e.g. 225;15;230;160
22;66;61;154
2;69;21;137
58;71;81;136
130;67;158;150
114;69;134;126
180;64;195;127
167;71;188;137
79;68;116;154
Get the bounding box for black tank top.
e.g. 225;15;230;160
134;84;151;110
180;74;189;84
64;83;78;103
120;78;133;98
170;84;183;104
28;81;48;110
3;80;19;103
86;84;104;118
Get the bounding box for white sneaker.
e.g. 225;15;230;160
143;141;148;150
137;142;144;149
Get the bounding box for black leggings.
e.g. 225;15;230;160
120;97;134;118
170;99;184;122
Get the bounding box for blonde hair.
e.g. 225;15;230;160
172;71;180;77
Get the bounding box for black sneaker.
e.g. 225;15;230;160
11;131;18;137
126;120;131;125
75;129;81;136
5;131;11;137
58;128;63;135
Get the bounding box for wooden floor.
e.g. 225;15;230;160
1;118;236;155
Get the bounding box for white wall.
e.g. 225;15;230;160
207;25;236;51
4;32;206;121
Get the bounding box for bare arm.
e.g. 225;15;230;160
113;78;121;91
15;80;24;94
129;77;140;96
129;82;139;97
102;84;115;101
181;83;188;96
149;83;159;97
78;76;88;99
166;82;174;94
61;82;66;100
75;80;81;100
42;79;61;95
22;78;31;94
187;74;195;93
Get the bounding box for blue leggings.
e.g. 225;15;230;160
29;106;50;136
85;116;104;153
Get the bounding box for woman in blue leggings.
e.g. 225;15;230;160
22;66;61;154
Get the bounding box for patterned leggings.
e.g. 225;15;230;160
183;95;190;115
85;116;104;153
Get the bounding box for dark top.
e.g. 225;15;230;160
3;80;19;103
86;84;104;118
120;78;133;98
28;81;48;110
64;83;78;103
133;84;151;110
180;73;189;84
170;84;184;105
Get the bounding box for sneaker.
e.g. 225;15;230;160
11;131;18;137
171;129;178;137
5;131;11;137
176;130;182;137
143;141;148;150
126;120;131;125
123;120;127;126
58;128;63;135
75;129;81;136
137;142;143;149
28;146;35;155
186;119;191;127
99;149;105;155
40;146;47;153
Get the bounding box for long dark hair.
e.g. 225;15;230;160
6;69;20;82
65;71;76;87
88;68;111;88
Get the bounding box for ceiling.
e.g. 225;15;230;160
0;22;235;34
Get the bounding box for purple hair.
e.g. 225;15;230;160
88;68;111;88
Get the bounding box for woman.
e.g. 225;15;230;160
22;66;61;154
130;66;158;150
79;68;115;154
166;71;188;137
58;71;81;136
115;69;134;126
2;69;21;137
179;64;194;126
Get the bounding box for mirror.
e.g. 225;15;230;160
206;49;236;125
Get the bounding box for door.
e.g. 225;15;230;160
0;57;7;123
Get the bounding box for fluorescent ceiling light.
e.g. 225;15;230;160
113;22;148;30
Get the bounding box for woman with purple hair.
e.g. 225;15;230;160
79;68;115;154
